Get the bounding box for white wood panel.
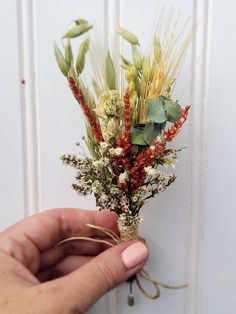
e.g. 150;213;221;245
17;0;41;216
34;0;106;211
202;0;236;313
0;1;24;229
1;0;235;313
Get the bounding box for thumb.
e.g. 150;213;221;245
44;240;148;313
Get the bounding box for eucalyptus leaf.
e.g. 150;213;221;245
164;100;182;122
130;127;146;145
147;99;167;123
159;95;169;103
142;123;161;145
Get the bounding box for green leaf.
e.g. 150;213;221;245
65;39;73;67
64;23;93;38
105;51;116;90
80;37;90;54
147;99;167;123
92;79;102;98
119;54;132;70
132;45;142;70
134;75;141;97
130;127;146;145
164;100;182;123
54;42;68;76
159;95;169;103
142;123;161;145
76;50;85;74
74;18;89;25
116;27;139;45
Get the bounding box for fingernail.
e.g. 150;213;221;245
121;241;148;269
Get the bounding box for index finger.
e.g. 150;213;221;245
0;208;118;253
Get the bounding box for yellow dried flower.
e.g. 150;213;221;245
125;66;137;82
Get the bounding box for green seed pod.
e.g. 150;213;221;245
119;54;132;70
92;79;102;98
132;45;142;70
64;23;93;38
105;51;116;90
116;27;139;45
80;37;90;54
76;50;85;74
65;39;73;67
134;75;141;97
154;36;162;63
54;42;68;76
74;18;89;25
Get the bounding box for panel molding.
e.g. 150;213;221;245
184;0;213;313
17;0;41;217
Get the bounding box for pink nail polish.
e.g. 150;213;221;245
121;242;148;269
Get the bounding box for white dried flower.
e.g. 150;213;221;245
92;159;104;170
150;145;155;151
102;157;110;166
114;147;123;156
91;181;102;193
156;134;165;143
144;166;158;178
109;147;123;156
100;142;109;151
119;171;129;184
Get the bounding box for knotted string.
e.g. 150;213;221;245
56;223;187;301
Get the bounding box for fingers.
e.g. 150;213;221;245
40;237;114;270
38;255;92;282
0;209;118;272
42;241;148;313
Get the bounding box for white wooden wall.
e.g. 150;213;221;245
1;0;235;313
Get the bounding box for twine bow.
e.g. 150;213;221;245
56;223;187;301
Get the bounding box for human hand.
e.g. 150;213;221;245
0;208;148;313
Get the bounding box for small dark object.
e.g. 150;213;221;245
127;275;136;306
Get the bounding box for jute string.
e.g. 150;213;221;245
56;223;187;299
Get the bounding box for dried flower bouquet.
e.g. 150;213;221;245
54;16;191;240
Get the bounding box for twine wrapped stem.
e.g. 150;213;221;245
118;219;139;242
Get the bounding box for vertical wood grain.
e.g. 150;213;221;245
184;0;213;313
17;0;41;216
0;0;25;229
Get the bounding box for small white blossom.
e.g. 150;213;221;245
119;171;129;184
102;157;110;166
150;145;155;151
91;181;102;193
100;142;109;151
92;159;104;170
144;166;158;178
114;147;123;156
109;147;123;156
156;134;165;143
